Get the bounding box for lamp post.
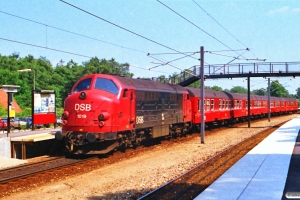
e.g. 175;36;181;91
17;69;35;90
17;69;35;131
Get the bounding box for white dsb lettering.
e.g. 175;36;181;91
75;104;91;111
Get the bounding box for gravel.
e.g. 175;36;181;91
2;114;298;200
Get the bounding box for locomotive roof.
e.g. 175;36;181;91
107;74;187;94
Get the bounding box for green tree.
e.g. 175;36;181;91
230;86;248;94
252;88;267;96
270;80;289;97
295;88;300;99
211;85;223;91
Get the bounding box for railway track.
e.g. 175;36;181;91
0;118;290;199
0;156;89;184
0;155;102;198
138;123;283;200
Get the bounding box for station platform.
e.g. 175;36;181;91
195;116;300;200
0;128;61;159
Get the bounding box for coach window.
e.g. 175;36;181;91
198;99;200;111
204;100;206;111
206;99;210;111
219;99;222;110
94;78;119;95
225;100;228;109
229;100;232;109
211;99;214;110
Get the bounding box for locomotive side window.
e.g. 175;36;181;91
94;78;119;95
73;78;92;93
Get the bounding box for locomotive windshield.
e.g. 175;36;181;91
94;77;119;95
73;78;92;93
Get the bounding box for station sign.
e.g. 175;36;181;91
0;85;20;93
33;90;56;125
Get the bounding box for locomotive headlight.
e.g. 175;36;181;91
98;112;110;121
79;92;87;100
99;121;105;127
62;111;69;120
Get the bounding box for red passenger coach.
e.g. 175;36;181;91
186;87;233;125
56;74;193;154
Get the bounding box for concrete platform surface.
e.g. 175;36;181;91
10;133;55;142
195;116;300;200
0;128;61;139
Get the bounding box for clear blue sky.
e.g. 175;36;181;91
1;0;300;94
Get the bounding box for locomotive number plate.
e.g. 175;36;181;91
77;114;87;118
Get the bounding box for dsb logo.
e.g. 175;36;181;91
75;103;91;111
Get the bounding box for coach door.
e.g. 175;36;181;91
130;91;136;126
183;93;190;121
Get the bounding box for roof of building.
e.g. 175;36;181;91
0;89;22;113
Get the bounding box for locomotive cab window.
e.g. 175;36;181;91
73;78;92;93
123;89;128;98
94;78;119;95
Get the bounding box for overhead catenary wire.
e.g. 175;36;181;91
192;0;256;56
60;0;199;62
0;37;93;58
0;10;147;54
129;65;174;76
148;54;196;77
148;52;197;70
157;0;269;75
157;0;241;55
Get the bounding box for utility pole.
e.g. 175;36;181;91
268;78;271;122
200;46;205;143
247;77;251;128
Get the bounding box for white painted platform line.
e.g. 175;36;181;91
195;116;300;200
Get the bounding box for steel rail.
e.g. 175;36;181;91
0;156;97;184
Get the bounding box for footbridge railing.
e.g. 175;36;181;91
153;61;300;86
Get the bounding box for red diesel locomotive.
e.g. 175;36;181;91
55;74;298;154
